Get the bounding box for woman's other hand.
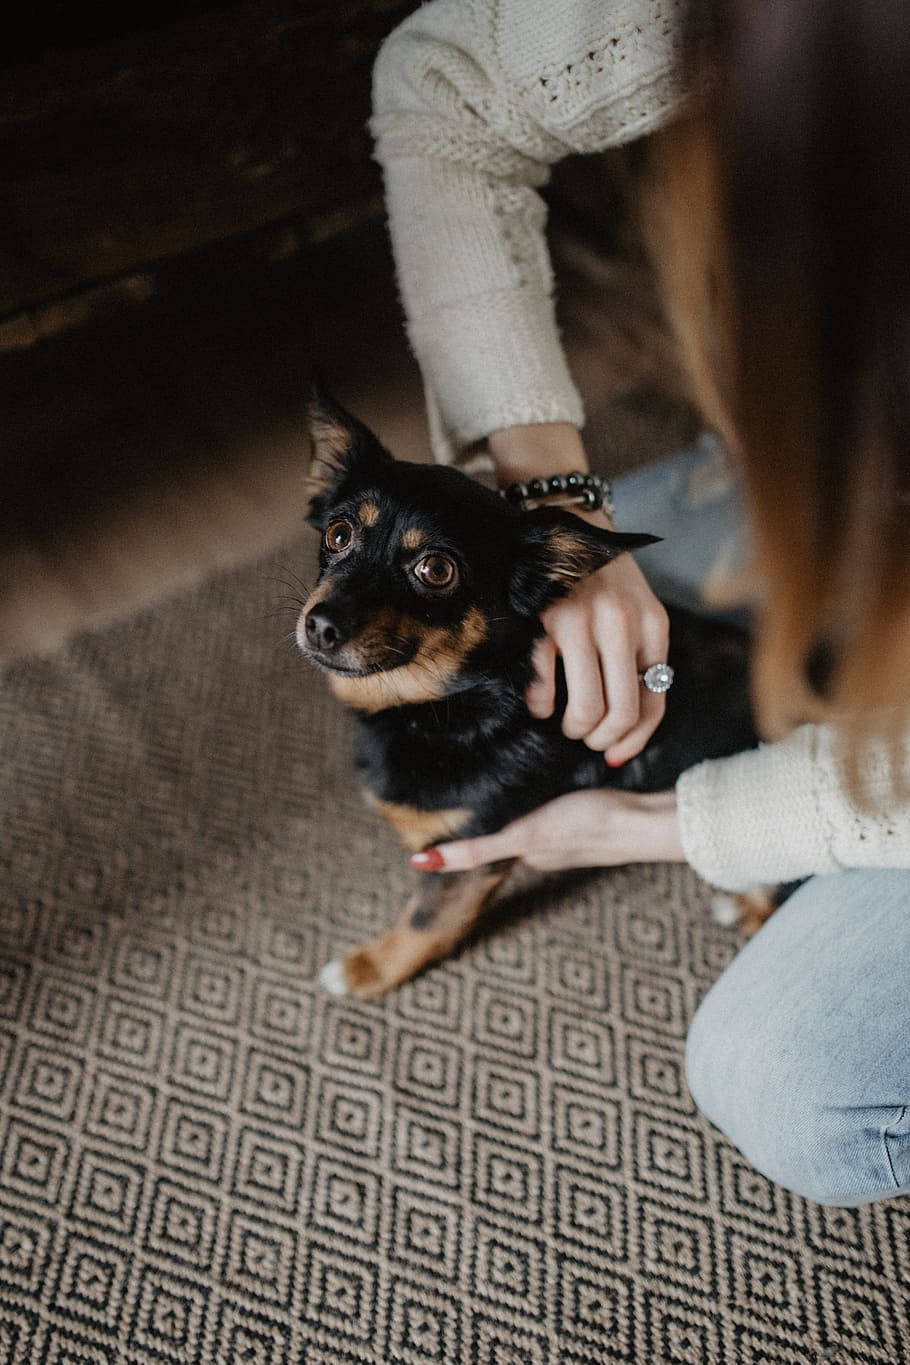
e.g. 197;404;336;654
410;788;684;873
489;423;669;766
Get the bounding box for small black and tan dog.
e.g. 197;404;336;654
297;388;758;998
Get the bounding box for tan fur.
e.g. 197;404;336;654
402;527;427;551
329;666;445;711
328;606;488;712
300;581;331;615
545;529;604;586
734;888;779;937
358;500;380;527
305;413;353;496
340;867;510;998
309;415;350;458
367;796;473;852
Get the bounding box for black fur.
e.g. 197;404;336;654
300;389;758;849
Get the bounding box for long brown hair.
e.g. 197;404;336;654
643;1;910;780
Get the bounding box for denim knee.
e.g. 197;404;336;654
685;985;910;1207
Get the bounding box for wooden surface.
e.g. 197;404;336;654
0;8;698;660
0;0;414;316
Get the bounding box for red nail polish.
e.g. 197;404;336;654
606;756;625;768
411;848;445;871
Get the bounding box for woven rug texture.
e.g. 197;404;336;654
0;536;908;1365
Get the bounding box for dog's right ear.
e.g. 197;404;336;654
509;508;660;615
305;379;392;522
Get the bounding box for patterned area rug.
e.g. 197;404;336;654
0;537;908;1365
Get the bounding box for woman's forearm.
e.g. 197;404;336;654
676;723;910;890
487;423;590;485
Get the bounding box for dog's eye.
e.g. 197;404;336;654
324;519;354;554
414;554;457;590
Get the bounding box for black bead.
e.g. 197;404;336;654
505;482;527;502
528;478;547;497
584;488;598;507
566;471;583;488
549;475;567;492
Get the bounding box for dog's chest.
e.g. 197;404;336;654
352;709;603;842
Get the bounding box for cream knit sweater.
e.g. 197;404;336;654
372;0;910;891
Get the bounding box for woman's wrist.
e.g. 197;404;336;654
488;423;615;528
410;787;686;874
488;422;589;484
624;790;686;863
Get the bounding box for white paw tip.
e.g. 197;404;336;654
710;893;739;927
319;959;348;996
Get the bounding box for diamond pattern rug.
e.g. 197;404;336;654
0;537;907;1364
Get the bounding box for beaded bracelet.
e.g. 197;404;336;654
498;470;615;517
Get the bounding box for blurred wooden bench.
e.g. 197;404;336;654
1;0;415;344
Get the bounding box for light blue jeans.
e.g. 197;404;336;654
613;439;910;1207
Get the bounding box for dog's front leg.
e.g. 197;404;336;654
319;865;511;999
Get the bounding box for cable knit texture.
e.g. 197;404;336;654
372;0;689;462
677;725;910;890
372;0;910;888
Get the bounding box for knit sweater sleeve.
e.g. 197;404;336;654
676;724;910;891
371;0;689;461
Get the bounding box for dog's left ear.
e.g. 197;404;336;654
509;508;660;615
305;379;392;521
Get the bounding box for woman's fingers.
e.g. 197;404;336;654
525;634;557;718
601;687;665;767
411;825;526;872
582;603;640;753
600;602;670;764
524;548;671;760
558;617;608;740
409;788;686;874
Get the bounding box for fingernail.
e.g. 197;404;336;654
606;756;625;768
411;848;445;871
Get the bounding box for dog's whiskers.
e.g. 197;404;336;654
273;628;301;653
273;564;313;596
262;606;302;621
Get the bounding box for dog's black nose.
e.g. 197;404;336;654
305;608;343;653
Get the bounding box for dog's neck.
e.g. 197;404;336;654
354;629;540;747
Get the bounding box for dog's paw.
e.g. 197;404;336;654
341;947;387;997
710;887;779;936
319;959;349;996
318;949;388;999
710;893;739;927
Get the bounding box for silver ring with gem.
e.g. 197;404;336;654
639;663;674;694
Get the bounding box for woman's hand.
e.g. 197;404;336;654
528;544;670;766
410;788;685;874
489;422;669;766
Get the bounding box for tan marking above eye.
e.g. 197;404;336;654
358;500;380;527
402;527;427;551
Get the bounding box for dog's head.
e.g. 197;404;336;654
297;385;657;712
